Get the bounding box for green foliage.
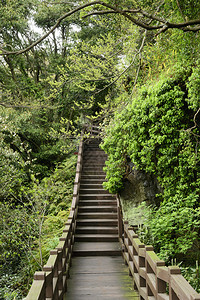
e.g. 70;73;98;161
0;0;34;31
187;65;200;110
0;150;76;298
101;66;200;262
0;0;200;297
180;263;200;293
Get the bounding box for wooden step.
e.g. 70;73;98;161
79;194;115;200
75;234;119;242
78;200;117;206
83;163;105;167
76;219;118;226
73;242;122;256
79;188;109;194
78;206;117;213
82;170;105;175
84;141;100;149
84;148;101;152
76;226;118;234
83;160;106;165
83;156;107;161
80;178;105;184
83;150;106;155
77;213;118;220
80;184;103;189
81;174;105;181
82;167;104;171
84;147;102;151
83;156;106;160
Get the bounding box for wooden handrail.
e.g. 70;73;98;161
25;128;200;300
117;194;200;300
25;128;85;300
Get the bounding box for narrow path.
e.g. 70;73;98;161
65;257;138;299
64;138;139;299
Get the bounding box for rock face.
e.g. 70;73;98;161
119;164;162;225
120;169;161;206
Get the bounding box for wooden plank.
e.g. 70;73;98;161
25;280;45;300
146;251;165;273
64;256;139;300
170;274;200;300
157;266;169;282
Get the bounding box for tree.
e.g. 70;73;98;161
0;0;199;56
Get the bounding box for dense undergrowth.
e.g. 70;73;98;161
0;108;77;299
0;0;200;297
101;67;200;253
101;31;200;291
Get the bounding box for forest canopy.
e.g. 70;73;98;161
0;0;199;298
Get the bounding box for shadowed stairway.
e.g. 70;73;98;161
64;138;139;299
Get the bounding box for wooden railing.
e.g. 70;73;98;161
25;128;200;300
117;195;200;300
25;132;84;300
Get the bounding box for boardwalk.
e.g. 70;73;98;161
25;129;200;300
64;256;139;299
63;138;139;299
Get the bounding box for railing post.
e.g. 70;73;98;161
156;266;168;295
117;194;124;242
169;266;181;300
43;266;53;298
123;221;129;266
50;249;59;299
34;272;46;300
56;240;67;294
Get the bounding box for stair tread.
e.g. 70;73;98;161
76;226;118;230
73;242;121;251
80;189;107;192
81;175;106;178
77;218;117;221
79;199;116;202
77;213;117;217
79;205;117;208
75;234;118;237
80;185;103;189
83;166;104;168
81;183;102;185
80;193;115;197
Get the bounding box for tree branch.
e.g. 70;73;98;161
187;108;200;132
94;30;147;95
0;0;199;55
0;1;103;55
133;31;146;86
82;9;141;17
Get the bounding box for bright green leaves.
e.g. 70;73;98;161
0;153;76;299
186;66;200;110
145;199;200;261
101;67;200;263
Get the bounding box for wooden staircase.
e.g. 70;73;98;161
73;138;121;257
26;126;200;300
64;137;138;299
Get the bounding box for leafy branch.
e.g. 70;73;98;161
94;30;147;95
0;1;199;55
185;108;200;138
